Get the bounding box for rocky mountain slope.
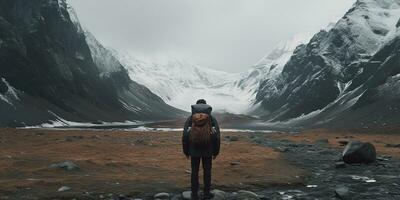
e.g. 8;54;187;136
236;33;313;113
254;0;400;128
0;0;183;127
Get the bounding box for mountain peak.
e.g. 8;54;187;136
255;33;313;66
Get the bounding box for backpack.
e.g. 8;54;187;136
190;113;213;146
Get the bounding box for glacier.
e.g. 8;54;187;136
111;33;312;114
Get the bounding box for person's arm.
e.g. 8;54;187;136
211;116;221;157
182;116;192;157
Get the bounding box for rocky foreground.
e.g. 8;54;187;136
0;128;399;200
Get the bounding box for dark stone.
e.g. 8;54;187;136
50;161;79;171
335;186;350;200
385;144;400;148
317;149;334;155
230;161;240;166
342;141;376;164
316;138;329;145
377;156;390;161
335;161;346;168
229;136;239;142
275;147;289;152
338;140;349;146
65;135;84;142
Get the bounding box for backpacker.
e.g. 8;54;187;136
190;113;213;146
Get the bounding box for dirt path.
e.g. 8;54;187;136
0;128;306;200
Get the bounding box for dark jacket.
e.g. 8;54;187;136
182;104;221;157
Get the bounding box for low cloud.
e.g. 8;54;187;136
69;0;355;72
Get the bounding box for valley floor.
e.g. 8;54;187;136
0;128;399;199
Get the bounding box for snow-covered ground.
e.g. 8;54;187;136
22;110;145;129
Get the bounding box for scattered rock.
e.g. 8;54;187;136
154;192;170;199
317;149;334;155
182;191;191;200
230;161;240;166
275;147;289;152
91;135;101;140
171;194;181;200
302;139;311;143
377;156;390;161
316;138;329;145
58;186;71;192
342;141;376;164
335;186;349;200
338;140;349;146
229;136;239;142
237;190;260;200
134;139;148;145
335;161;346;169
65;135;84;142
50;161;79;171
385;143;400;148
211;189;226;200
258;195;270;200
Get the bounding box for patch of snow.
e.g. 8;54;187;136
124;127;274;133
84;31;122;76
119;99;143;112
324;0;400;60
50;0;68;22
0;78;20;106
350;175;377;183
66;5;84;34
23;110;143;129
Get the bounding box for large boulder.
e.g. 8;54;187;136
342;141;376;164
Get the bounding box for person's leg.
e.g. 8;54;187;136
202;156;213;199
191;157;201;199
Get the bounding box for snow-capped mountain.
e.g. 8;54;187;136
254;0;400;127
114;53;253;113
236;33;313;103
109;32;313;114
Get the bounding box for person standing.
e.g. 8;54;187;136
182;99;221;200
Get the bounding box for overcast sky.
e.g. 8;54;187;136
68;0;356;72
